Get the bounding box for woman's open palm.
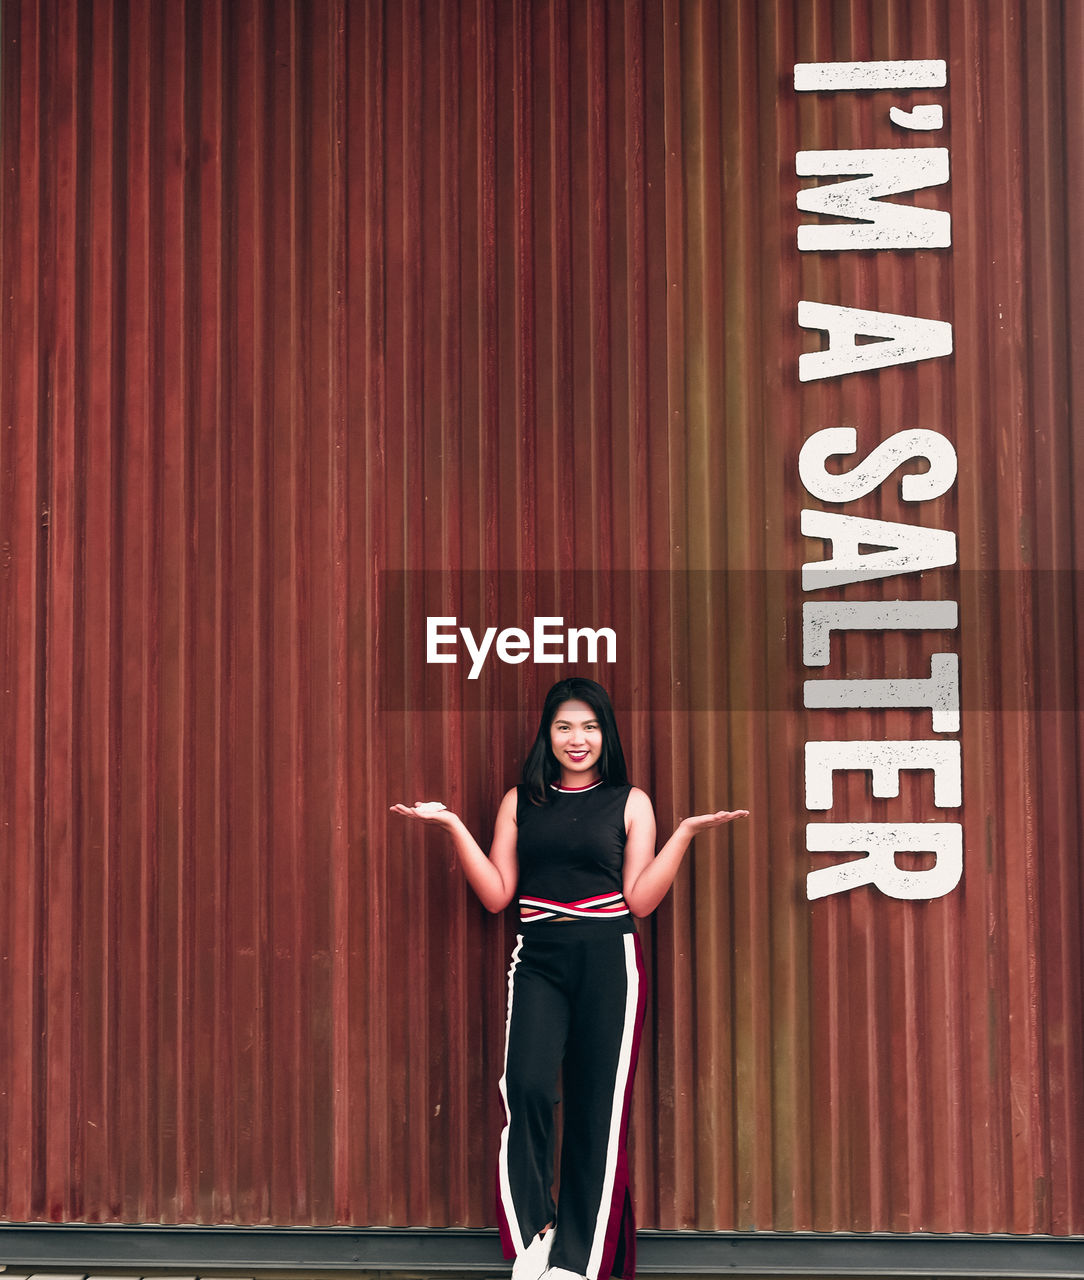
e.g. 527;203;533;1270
390;802;459;829
681;809;749;835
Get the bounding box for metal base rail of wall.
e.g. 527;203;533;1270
1;1226;1084;1279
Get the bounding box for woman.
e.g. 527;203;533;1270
391;678;747;1280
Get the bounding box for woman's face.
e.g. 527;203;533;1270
549;699;604;786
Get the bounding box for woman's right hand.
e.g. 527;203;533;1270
391;788;519;913
389;802;460;829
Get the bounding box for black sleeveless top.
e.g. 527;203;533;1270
515;780;633;924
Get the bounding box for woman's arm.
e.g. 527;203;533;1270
390;787;519;913
622;788;749;918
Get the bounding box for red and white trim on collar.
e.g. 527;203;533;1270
551;778;605;793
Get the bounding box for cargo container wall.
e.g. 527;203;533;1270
1;0;1081;1236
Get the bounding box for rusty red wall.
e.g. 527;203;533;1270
1;0;1082;1235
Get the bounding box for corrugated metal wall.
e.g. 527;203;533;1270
1;0;1081;1237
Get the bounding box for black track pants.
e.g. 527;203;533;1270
496;923;646;1280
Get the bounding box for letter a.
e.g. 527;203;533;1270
798;301;952;381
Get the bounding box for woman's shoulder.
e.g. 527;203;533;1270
623;785;654;814
595;779;646;803
491;786;520;824
512;782;534;823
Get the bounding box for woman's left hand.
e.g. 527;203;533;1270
680;809;749;834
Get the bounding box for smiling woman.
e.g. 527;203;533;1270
390;678;748;1280
548;702;604;782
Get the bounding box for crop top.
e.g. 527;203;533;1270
515;779;633;925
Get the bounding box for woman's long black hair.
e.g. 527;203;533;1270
520;677;628;805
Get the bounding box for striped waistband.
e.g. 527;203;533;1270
518;892;630;923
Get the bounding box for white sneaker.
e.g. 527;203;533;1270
511;1228;555;1280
